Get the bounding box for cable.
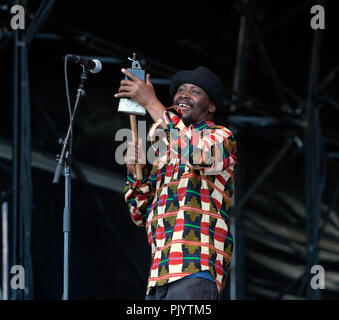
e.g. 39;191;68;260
64;54;73;154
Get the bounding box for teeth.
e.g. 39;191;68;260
179;103;190;108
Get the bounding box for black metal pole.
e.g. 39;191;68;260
11;28;19;301
9;0;55;300
20;39;34;300
230;4;251;300
62;160;71;300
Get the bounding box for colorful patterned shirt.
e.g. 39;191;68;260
124;106;237;295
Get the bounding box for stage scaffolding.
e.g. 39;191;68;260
229;0;328;300
1;0;337;300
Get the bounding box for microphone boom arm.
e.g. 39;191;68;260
53;69;87;184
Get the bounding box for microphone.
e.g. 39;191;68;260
68;55;102;74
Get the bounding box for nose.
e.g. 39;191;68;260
177;89;191;100
180;92;189;99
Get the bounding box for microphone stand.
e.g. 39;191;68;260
53;66;88;300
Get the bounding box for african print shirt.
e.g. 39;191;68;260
124;106;237;295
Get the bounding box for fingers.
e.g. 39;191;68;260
115;79;134;97
118;85;132;93
115;83;134;98
121;68;139;81
120;79;134;87
114;70;139;98
115;91;129;98
125;145;137;164
114;69;153;99
125;141;146;164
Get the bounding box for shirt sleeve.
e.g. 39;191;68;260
148;106;237;174
124;166;155;227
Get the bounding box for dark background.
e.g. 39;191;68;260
0;0;338;300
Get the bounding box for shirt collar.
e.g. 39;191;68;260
189;121;215;131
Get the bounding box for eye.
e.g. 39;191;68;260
177;87;185;93
191;89;201;95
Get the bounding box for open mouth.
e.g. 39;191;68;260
178;103;191;111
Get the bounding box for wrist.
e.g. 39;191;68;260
145;98;166;123
144;97;160;110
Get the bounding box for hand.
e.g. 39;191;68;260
115;68;167;126
115;69;158;110
124;138;146;175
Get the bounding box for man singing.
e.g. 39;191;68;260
115;66;237;300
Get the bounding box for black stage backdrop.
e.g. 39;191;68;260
0;0;338;300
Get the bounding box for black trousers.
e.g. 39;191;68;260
145;277;219;300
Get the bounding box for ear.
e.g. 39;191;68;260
208;101;216;114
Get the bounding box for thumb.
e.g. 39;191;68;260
146;74;152;85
